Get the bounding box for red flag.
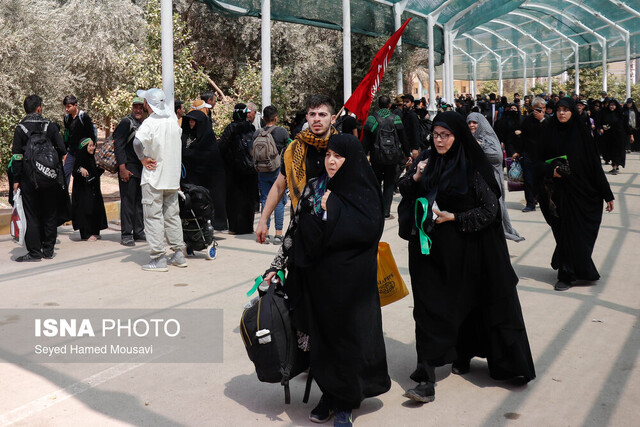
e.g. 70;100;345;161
344;18;412;122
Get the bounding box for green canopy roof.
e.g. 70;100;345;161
196;0;640;82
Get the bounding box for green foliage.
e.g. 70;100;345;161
0;112;21;171
478;81;498;95
92;0;209;126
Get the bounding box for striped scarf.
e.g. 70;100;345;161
283;128;337;209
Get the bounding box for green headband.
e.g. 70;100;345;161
78;138;92;150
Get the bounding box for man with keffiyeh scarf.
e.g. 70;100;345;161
256;95;338;244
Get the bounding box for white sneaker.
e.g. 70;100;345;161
142;256;168;272
169;250;188;268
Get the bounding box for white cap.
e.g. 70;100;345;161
136;88;169;117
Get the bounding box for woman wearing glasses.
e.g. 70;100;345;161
399;111;535;404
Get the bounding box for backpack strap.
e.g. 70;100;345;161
303;371;313;404
262;126;276;136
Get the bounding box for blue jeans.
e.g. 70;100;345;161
258;169;286;232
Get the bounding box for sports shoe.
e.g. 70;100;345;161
309;396;333;423
273;235;283;245
522;205;536;213
333;411;352;427
121;236;135;247
554;281;571;291
16;254;42;262
169;250;188;268
403;381;435;403
142;256;168;272
134;233;146;241
263;235;272;245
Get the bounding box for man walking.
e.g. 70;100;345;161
132;88;186;271
11;95;66;262
256;94;338;243
62;95;96;186
253;105;289;244
114;96;146;246
515;97;547;212
362;95;410;219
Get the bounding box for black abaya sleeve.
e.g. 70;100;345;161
455;172;500;233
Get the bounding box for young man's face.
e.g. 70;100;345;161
306;104;335;138
402;99;412;110
65;102;79;117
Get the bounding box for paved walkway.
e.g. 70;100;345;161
0;153;638;426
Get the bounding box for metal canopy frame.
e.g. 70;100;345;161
193;0;640;109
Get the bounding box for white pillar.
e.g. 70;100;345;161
626;34;632;99
472;59;477;98
442;31;448;100
449;31;456;101
547;51;552;95
498;60;503;96
601;41;608;92
522;54;528;97
342;0;351;103
427;14;437;117
574;46;580;95
161;0;174;111
261;0;271;109
394;5;403;94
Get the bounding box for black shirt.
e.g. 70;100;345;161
64;111;96;155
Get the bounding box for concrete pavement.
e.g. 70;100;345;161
0;153;638;426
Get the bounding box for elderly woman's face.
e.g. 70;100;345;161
467;121;478;134
325;149;345;178
432;125;455;155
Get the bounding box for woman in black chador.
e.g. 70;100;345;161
266;134;390;425
218;103;257;234
399;111;535;404
536;98;615;291
71;138;107;240
598;98;626;175
181;107;226;229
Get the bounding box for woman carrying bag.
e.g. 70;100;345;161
264;134;390;427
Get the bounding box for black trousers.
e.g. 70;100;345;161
372;162;397;216
118;175;144;238
521;154;536;208
22;186;59;258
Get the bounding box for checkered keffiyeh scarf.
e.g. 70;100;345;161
283;128;337;209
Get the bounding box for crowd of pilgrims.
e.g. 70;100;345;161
36;89;624;424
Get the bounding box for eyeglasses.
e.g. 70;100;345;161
432;131;453;141
534;108;544;113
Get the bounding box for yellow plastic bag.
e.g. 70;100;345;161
377;242;409;306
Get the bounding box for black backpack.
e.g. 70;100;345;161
240;283;310;404
20;120;63;190
417;118;433;149
234;130;256;174
372;112;403;165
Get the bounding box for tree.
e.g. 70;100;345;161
0;0;145;170
92;0;209;127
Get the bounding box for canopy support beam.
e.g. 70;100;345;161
261;0;271;108
564;0;629;97
342;0;351;103
161;0;174;111
522;3;611;94
427;14;438;117
393;0;408;95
